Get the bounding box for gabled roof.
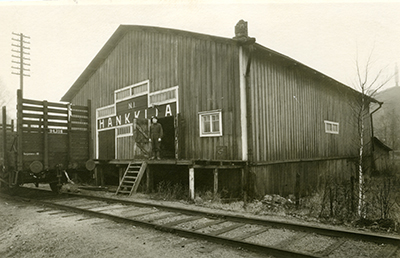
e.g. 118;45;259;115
61;24;378;103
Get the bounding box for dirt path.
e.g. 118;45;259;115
0;194;269;258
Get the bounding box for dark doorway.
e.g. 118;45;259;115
158;116;175;159
98;129;115;160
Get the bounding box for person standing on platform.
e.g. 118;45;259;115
149;116;163;160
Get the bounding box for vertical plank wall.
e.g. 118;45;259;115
247;48;373;197
70;28;242;161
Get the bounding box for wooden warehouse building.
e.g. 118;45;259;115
61;21;378;199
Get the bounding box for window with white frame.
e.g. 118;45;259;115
324;120;339;134
199;110;222;137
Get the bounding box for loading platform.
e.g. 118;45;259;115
93;159;248;200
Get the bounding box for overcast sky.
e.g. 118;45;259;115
1;0;400;117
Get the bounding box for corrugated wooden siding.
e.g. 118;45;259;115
252;158;357;197
246;48;373;197
248;49;372;162
70;29;241;160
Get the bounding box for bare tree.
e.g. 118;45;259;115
352;50;392;218
0;78;13;123
0;78;10;107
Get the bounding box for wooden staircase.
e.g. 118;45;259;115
116;162;147;196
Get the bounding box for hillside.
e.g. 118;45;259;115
374;86;400;151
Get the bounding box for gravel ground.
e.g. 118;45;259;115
6;184;399;258
0;193;271;258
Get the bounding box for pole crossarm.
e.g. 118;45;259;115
11;32;31;95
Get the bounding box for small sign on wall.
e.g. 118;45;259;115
49;129;64;134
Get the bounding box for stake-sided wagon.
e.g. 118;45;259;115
0;90;93;192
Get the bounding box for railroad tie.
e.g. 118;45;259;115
162;216;202;227
372;244;398;258
208;223;245;236
232;227;270;241
317;239;346;257
274;232;309;249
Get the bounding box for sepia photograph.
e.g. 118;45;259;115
0;0;400;257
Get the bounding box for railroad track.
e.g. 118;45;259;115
5;187;400;258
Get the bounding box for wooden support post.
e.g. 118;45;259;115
17;90;23;172
295;170;300;208
174;114;179;160
189;167;195;200
2;107;7;171
67;104;72;168
118;166;124;185
43;100;49;170
241;168;245;195
242;167;247;204
213;168;218;196
94;166;99;186
146;165;153;193
100;166;104;186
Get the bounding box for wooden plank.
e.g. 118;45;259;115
70;116;88;122
23;99;67;109
71;110;88;116
23;113;68;121
71;105;88;111
47;101;68;108
21;113;44;119
47;121;68;127
70;123;88;129
21;105;44;113
22;105;68;115
47;107;68;114
22;98;44;106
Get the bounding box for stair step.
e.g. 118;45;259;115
118;190;131;194
124;176;137;180
121;182;134;185
116;162;146;196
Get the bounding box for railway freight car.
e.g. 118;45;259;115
0;90;92;192
60;21;382;199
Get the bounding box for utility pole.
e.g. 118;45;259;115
11;32;30;96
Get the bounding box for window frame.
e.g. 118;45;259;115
116;124;133;138
199;110;223;137
324;120;339;134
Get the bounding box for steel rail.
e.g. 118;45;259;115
63;191;400;246
36;197;321;258
7;187;400;255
